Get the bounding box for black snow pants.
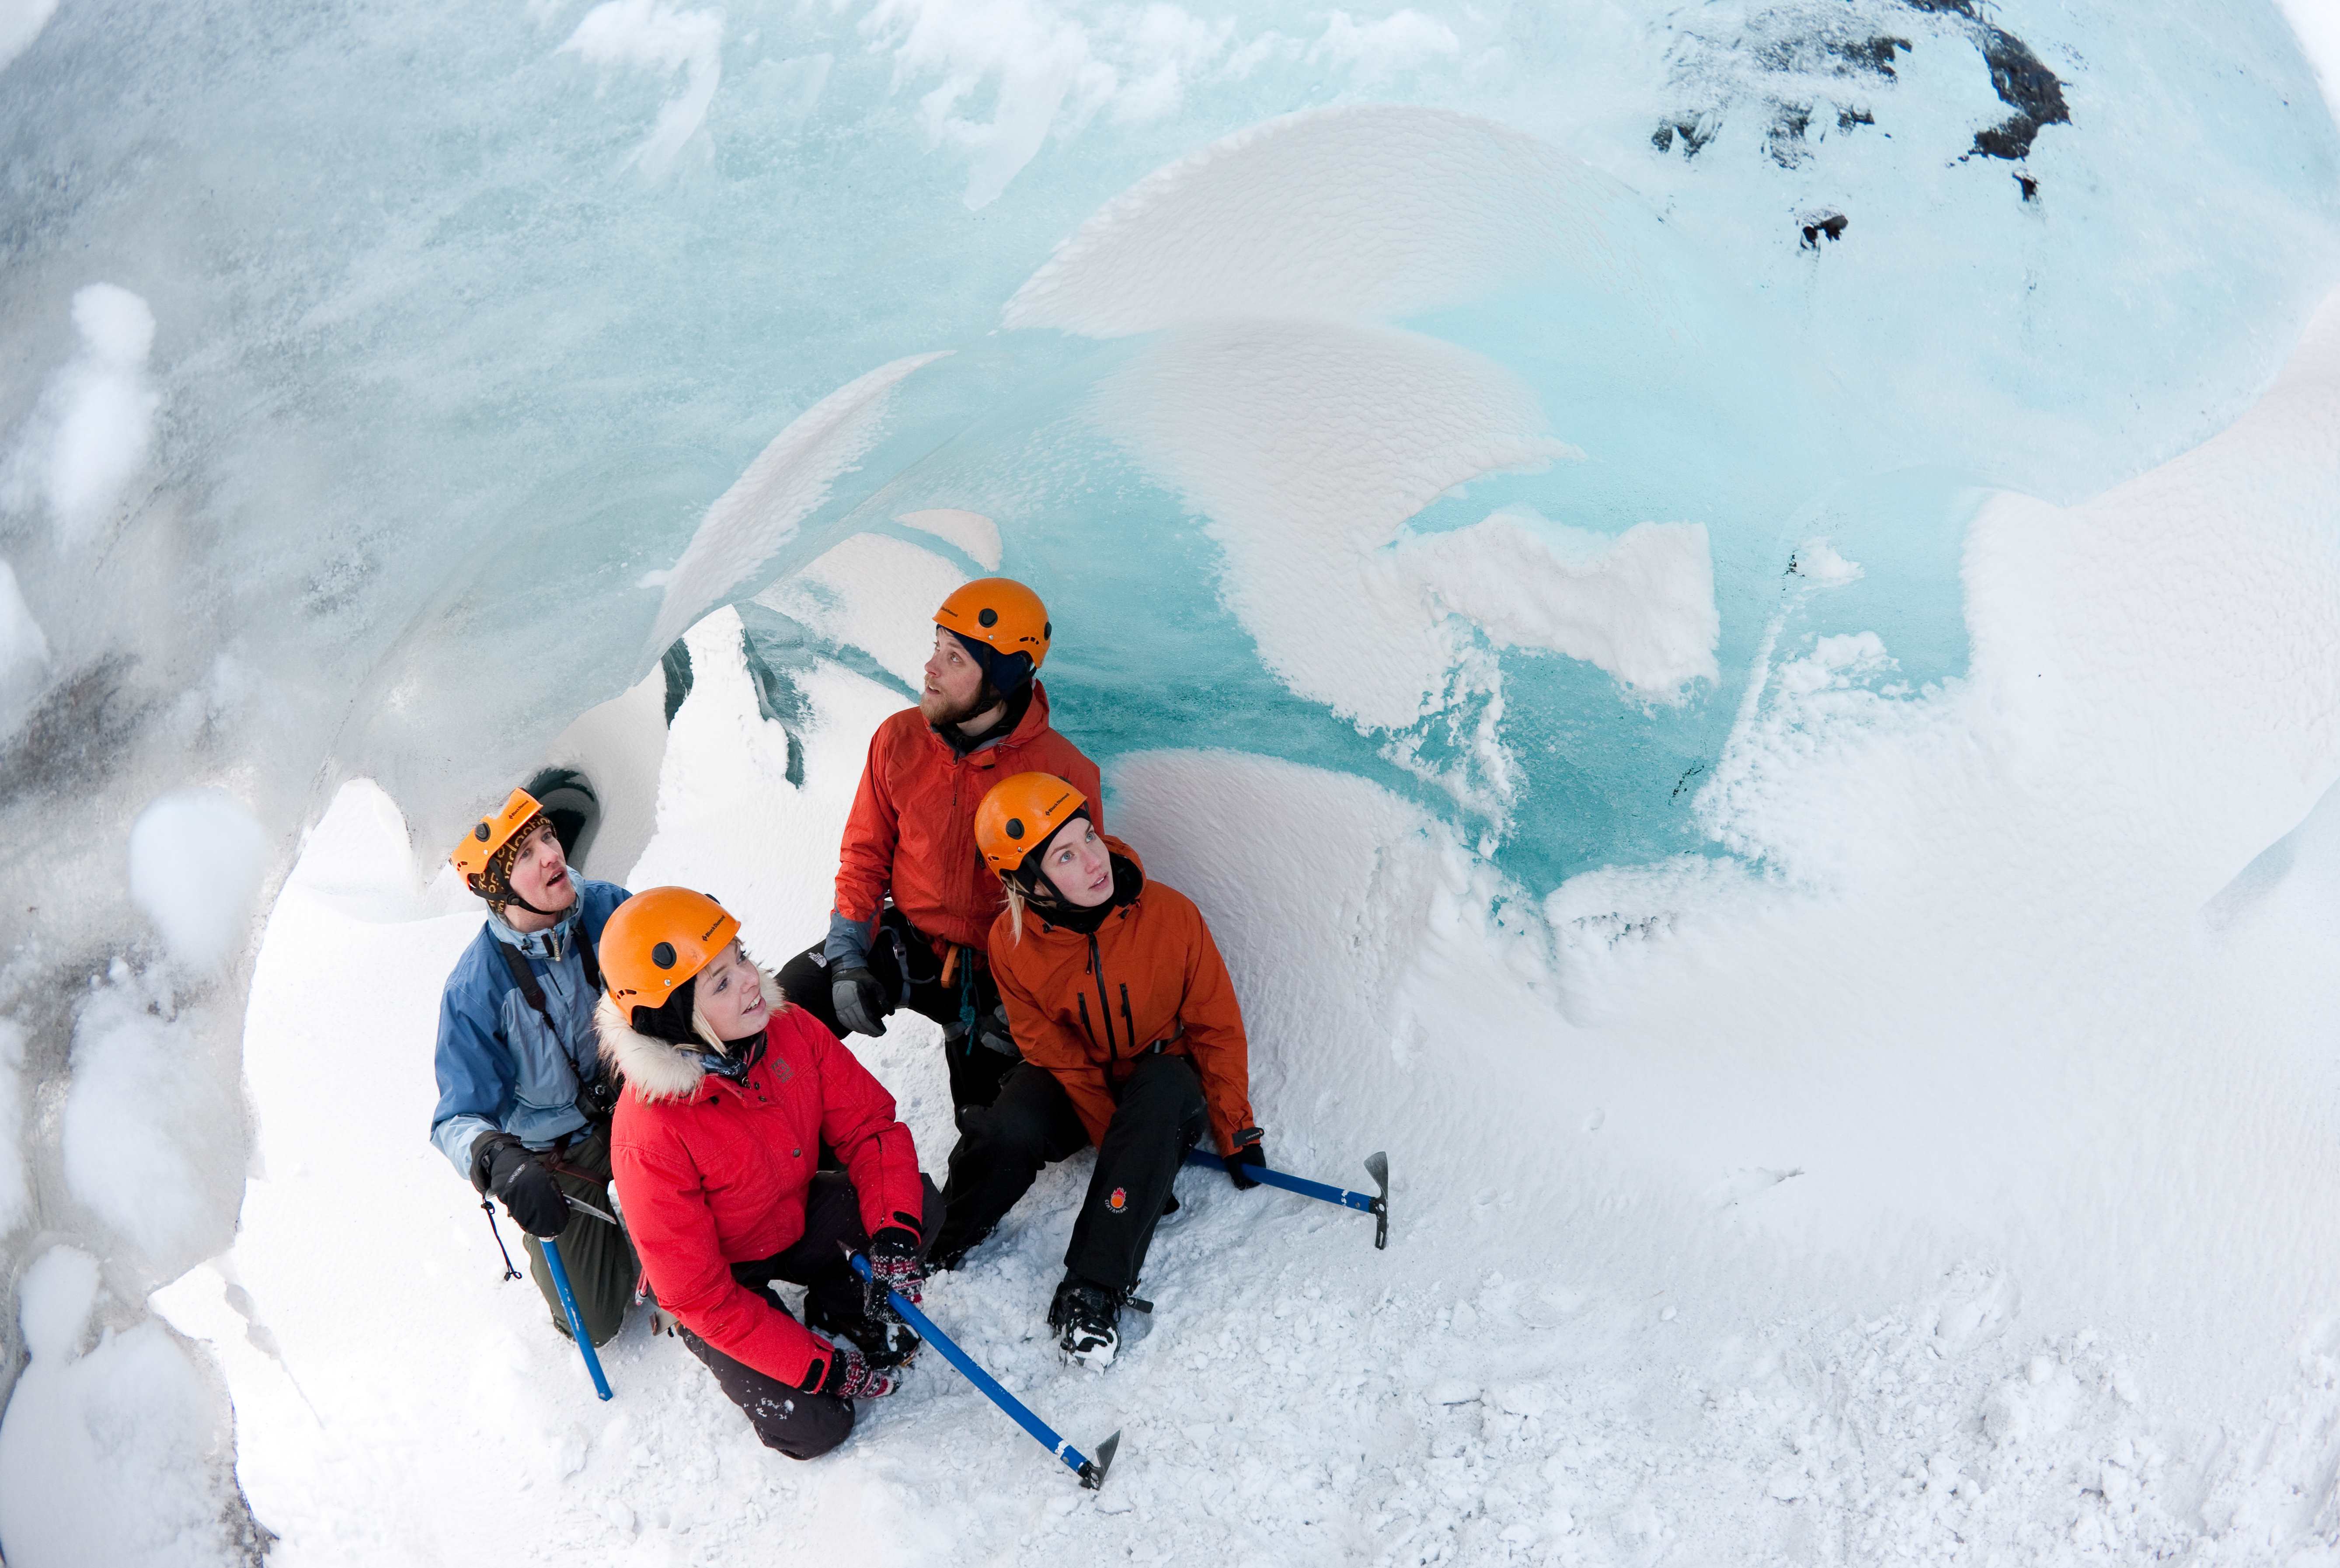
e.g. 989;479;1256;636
933;1053;1208;1293
679;1171;943;1462
519;1125;637;1348
776;906;1017;1115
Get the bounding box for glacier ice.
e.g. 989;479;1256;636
4;0;2340;1561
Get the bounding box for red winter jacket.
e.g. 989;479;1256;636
834;681;1103;955
598;984;924;1392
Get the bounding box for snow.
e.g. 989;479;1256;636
754;531;968;689
0;0;53;74
647;352;951;656
60;972;244;1276
1003;105;1631;335
192;306;2340;1553
126;787;268;973
558;0;725;179
0;556;49;739
894;507;1002;572
9;1;2340;1562
2;283;160;547
0;1019;26;1239
0;1244;248;1568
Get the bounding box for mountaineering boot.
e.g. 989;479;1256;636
1049;1274;1122;1369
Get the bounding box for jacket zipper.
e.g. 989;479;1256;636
1087;932;1121;1092
1120;984;1138;1060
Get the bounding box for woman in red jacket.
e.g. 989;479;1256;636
932;773;1268;1369
596;888;937;1460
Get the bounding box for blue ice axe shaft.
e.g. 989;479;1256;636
843;1249;1118;1489
541;1237;613;1401
1184;1148;1391;1249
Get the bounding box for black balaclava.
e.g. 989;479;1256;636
631;976;765;1079
1012;811;1142;934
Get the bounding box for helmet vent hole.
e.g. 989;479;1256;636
474;822;491;840
651;941;677;970
1042;621;1052;638
1005;818;1024;840
978;607;999;627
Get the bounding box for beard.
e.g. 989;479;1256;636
919;684;993;729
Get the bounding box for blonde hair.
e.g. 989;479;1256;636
1002;876;1029;945
688;943;782;1051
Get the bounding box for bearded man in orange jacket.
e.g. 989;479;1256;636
775;578;1103;1121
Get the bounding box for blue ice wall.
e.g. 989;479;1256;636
1;0;2336;905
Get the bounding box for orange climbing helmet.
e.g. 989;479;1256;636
934;578;1052;678
974;771;1090;877
450;788;546;889
599;887;741;1011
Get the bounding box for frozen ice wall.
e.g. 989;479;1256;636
1;0;2338;1561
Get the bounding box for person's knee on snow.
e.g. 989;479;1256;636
596;889;930;1456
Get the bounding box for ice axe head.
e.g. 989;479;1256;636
1079;1429;1121;1490
1364;1151;1389;1251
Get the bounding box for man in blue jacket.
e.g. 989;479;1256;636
432;788;637;1345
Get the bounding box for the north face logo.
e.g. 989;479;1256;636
1107;1187;1127;1212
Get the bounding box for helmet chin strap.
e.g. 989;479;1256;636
476;870;570;920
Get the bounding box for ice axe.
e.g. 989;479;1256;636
843;1247;1119;1490
1184;1147;1392;1249
541;1237;613;1401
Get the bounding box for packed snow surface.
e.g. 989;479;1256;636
7;0;2340;1564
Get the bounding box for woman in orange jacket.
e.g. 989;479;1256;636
931;771;1268;1367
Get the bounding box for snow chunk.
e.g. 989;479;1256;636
3;283;161;547
0;0;58;73
756;532;967;689
1791;537;1863;585
61;979;243;1272
560;0;724;179
128;787;268;973
0;1313;247;1568
895;507;1003;571
0;1018;28;1239
1006;105;1630;335
648;352;948;655
18;1244;101;1365
1401;509;1720;701
0;557;47;741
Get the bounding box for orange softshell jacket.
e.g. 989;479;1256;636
985;840;1257;1157
833;681;1103;955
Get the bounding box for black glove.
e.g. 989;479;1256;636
1225;1137;1268;1192
830;964;888;1037
864;1227;925;1321
972;1002;1019;1057
475;1134;568;1237
813;1338;896;1400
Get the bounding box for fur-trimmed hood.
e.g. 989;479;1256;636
596;969;788;1105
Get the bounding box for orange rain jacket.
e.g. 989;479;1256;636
834;681;1102;955
986;840;1257;1157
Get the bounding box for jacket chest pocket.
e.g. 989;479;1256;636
502;997;582;1112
